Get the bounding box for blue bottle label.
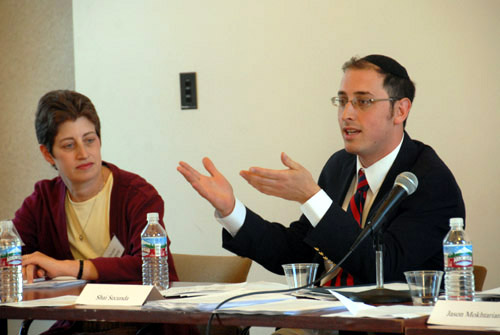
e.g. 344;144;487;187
0;245;22;267
444;244;473;268
141;236;167;257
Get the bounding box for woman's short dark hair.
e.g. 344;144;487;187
35;90;101;155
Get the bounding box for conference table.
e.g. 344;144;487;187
1;282;499;335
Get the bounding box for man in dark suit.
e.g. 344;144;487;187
178;54;465;287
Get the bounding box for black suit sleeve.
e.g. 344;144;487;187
222;209;319;275
305;144;465;283
223;136;465;284
222;150;352;276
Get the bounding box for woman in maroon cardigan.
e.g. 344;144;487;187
13;90;197;334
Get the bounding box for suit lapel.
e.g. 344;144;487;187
367;132;418;219
335;156;356;206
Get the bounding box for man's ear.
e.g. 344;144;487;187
40;145;55;166
393;98;411;126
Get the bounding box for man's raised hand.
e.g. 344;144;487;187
177;157;236;217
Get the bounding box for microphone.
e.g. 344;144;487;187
205;172;419;329
350;171;418;251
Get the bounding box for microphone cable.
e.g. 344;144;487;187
205;172;418;333
204;246;356;335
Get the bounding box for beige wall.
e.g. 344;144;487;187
72;0;500;291
1;1;74;333
1;0;499;323
0;0;74;218
2;1;499;334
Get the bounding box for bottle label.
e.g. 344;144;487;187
444;244;473;268
141;236;167;258
0;245;22;267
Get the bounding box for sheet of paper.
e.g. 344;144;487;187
23;277;86;289
2;295;78;307
162;282;247;297
328;290;375;315
161;281;288;297
145;289;295;311
481;287;500;295
476;286;500;301
325;304;434;319
154;281;411;314
324;288;433;319
219;298;346;315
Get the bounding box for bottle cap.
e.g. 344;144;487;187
147;212;159;221
449;217;464;227
0;220;13;231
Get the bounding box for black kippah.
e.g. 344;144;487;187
361;54;410;80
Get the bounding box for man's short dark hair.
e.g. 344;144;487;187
342;55;416;126
35;90;101;155
343;55;416;102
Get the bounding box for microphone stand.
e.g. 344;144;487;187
354;229;411;304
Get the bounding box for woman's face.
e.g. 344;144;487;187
41;117;102;187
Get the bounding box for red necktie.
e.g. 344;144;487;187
325;169;369;286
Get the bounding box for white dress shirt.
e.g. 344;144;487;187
216;136;404;235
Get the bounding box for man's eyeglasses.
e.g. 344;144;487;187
331;96;400;111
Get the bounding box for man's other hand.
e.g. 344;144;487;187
177;157;236;217
240;152;320;204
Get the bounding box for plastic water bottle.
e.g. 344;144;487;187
141;212;169;290
0;220;23;303
443;217;475;300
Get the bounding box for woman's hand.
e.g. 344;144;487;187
22;251;73;283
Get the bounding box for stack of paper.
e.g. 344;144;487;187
146;285;294;312
220;298;345;315
147;281;347;315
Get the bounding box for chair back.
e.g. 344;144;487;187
172;254;253;334
172;253;252;283
473;265;487;291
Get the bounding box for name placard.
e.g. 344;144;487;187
76;284;164;306
428;300;500;328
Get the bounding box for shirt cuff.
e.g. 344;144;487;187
300;189;333;227
215;198;246;237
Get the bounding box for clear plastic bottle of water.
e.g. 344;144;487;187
443;217;475;300
0;220;23;303
141;212;169;290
